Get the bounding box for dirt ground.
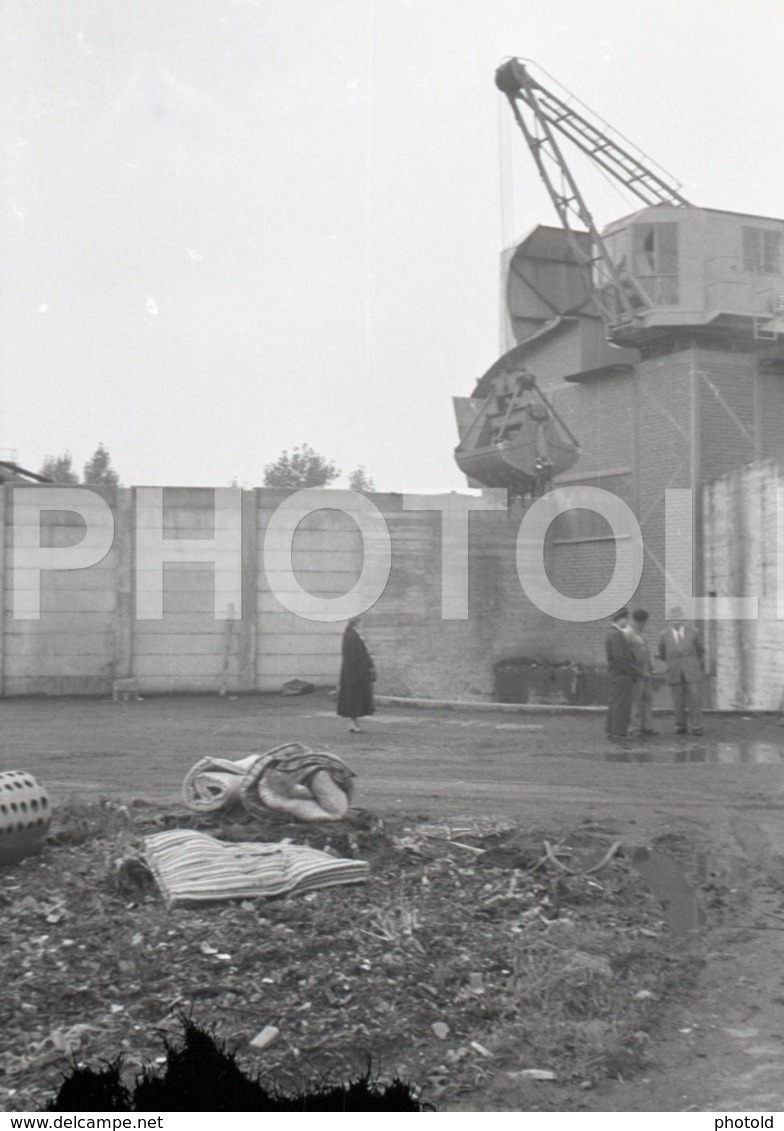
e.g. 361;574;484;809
2;691;784;1112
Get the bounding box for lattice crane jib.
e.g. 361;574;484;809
496;58;691;341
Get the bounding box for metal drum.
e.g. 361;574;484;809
0;771;51;866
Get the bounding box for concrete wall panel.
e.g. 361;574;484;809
704;461;783;710
133;634;226;656
259;571;363;594
4;633;115;656
4;590;117;614
260;633;342;656
4;612;117;635
257;653;340;678
262;549;363;575
132;654;225;677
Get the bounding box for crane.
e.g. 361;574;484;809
454;59;693;495
495;58;691;340
456;58;784;495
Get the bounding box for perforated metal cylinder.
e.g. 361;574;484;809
0;771;51;866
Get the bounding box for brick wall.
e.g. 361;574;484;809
528;345;781;669
696;350;757;483
759;369;784;461
632;352;693;634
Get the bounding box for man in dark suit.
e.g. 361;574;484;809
605;608;640;739
626;608;658;736
657;606;705;735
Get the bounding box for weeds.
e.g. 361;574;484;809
47;797;133;846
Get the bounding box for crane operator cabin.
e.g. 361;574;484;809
599;206;784;345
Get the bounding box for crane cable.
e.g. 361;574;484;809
497;89;516;250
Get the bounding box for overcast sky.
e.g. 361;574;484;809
2;0;783;490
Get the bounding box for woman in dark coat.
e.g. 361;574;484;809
337;616;375;733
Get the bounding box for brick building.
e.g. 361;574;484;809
459;207;784;674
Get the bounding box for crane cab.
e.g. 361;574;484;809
598;205;784;345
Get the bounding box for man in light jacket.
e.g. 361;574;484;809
657;606;705;736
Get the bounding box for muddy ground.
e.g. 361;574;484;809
2;691;783;1112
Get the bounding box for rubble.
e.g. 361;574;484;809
0;799;702;1112
249;1025;280;1051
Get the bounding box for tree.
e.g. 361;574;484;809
39;452;79;483
263;444;340;488
348;466;375;491
83;443;120;486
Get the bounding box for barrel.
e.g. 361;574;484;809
0;771;51;866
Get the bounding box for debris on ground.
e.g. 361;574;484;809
0;799;705;1112
281;680;316;697
249;1025;280;1051
144;829;369;907
0;771;51;866
182;745;355;823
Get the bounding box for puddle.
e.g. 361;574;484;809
627;846;706;934
492;722;545;731
605;748;654;763
627;845;751;932
603;740;784;764
709;742;784;764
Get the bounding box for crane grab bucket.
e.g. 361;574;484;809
454;365;581;500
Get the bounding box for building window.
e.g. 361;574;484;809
632;222;679;304
743;227;782;274
546;473;632;544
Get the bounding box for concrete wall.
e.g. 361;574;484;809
5;345;783;702
131;489;256;694
0;484;566;699
704;461;784;711
3;487;121;696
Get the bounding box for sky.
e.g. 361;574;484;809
1;0;783;491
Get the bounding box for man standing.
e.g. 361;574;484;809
626;609;658;736
657;606;705;736
605;609;639;739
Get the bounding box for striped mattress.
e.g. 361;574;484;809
145;830;370;909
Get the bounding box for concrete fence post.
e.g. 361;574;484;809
116;487;134;681
240;489;257;691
